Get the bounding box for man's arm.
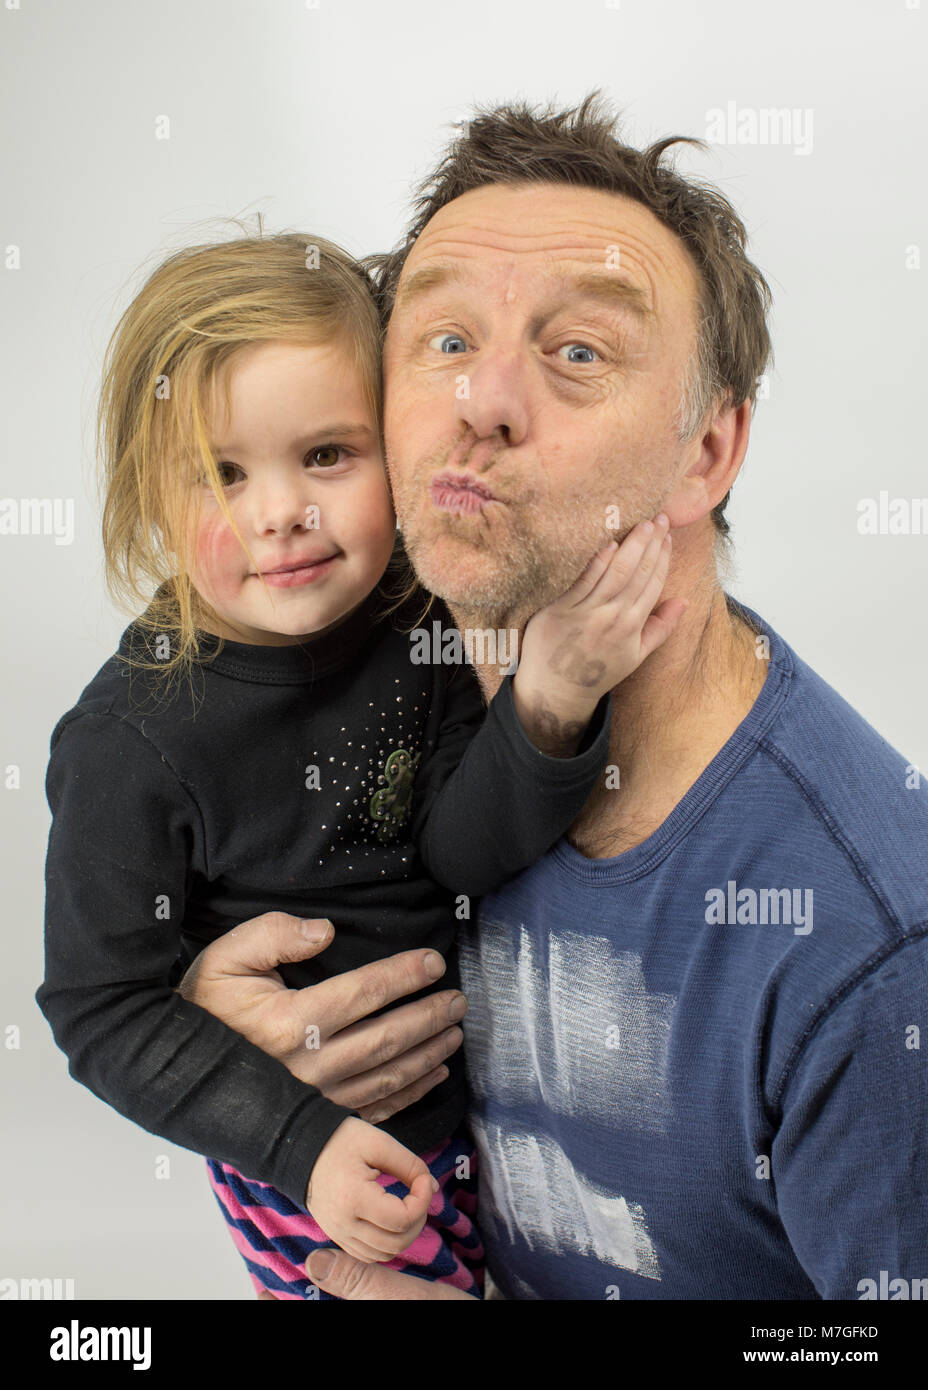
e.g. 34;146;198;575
771;933;928;1298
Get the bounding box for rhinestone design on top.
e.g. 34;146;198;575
369;747;422;842
308;678;431;866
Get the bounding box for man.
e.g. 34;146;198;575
184;92;928;1300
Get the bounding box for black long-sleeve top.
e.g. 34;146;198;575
37;584;610;1211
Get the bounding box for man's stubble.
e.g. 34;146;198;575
386;439;667;632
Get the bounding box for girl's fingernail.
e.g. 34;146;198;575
656;513;669;527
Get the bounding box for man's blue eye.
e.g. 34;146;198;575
428;334;468;354
558;344;598;363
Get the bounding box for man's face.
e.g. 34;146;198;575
382;181;703;618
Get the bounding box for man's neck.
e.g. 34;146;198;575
447;566;770;860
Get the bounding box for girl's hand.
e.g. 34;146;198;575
305;1117;439;1263
512;513;688;756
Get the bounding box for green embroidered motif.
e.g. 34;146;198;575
369;747;421;843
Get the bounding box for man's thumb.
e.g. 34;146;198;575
305;1249;474;1300
223;913;334;972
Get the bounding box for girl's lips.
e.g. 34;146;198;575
258;555;339;588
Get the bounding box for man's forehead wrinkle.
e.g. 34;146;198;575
400;224;694;333
410;189;693;269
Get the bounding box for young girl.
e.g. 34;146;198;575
37;231;682;1300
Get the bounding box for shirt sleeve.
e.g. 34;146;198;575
771;934;928;1299
36;709;357;1212
411;661;612;897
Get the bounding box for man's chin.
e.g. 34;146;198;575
407;539;563;626
404;533;518;611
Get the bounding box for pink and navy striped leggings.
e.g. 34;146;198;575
206;1124;485;1300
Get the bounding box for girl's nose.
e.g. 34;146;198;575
251;479;314;536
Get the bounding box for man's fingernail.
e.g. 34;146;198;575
448;996;467;1021
301;919;331;942
423;952;444;980
308;1249;337;1280
431;1177;440;1194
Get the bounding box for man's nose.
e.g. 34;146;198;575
452;346;531;444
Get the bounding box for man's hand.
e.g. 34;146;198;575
257;1249;478;1300
176;912;467;1123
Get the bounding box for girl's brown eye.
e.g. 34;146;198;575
217;464;240;486
308;446;343;468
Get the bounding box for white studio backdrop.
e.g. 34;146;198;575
1;0;925;1299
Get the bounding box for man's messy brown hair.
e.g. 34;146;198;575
363;89;773;546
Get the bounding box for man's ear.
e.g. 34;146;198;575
661;396;752;529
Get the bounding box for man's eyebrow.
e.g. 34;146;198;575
558;271;655;322
393;262;654;323
392;262;470;314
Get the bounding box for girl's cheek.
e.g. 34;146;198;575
352;474;396;541
193;516;246;601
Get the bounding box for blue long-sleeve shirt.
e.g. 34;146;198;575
460;596;928;1300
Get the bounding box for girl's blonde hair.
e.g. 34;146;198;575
97;229;424;698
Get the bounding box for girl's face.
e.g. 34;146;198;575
185;339;395;646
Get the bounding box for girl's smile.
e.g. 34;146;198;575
254;552;341;587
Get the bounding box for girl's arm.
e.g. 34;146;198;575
37;709;357;1212
411;660;611;898
412;517;686;898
